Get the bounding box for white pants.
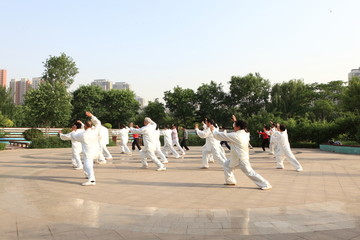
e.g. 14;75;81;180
141;149;164;168
163;142;180;158
120;140;131;153
201;146;226;168
275;149;302;170
83;153;96;182
99;143;112;160
223;159;271;188
156;146;168;162
173;140;185;154
72;148;83;168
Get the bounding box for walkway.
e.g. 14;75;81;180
0;147;359;239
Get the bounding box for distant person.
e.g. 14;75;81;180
71;112;102;186
171;125;185;155
59;121;84;169
131;125;142;151
257;127;270;151
180;126;190;151
271;124;303;172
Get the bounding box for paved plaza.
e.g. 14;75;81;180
0;146;360;240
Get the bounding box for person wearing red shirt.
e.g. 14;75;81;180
257;127;270;151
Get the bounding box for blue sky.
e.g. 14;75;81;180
1;0;359;102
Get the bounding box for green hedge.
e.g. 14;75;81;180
24;128;43;141
29;136;71;149
0;143;6;150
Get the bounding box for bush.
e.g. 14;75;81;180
187;133;206;146
61;128;72;134
29;136;71;148
0;143;6;150
103;123;112;129
24;128;43;141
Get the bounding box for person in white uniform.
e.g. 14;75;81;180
59;121;84;169
129;118;166;171
195;119;226;169
97;125;112;164
171;125;185;155
161;126;181;159
271;124;303;171
154;127;168;163
210;115;272;190
71;112;101;186
113;124;131;154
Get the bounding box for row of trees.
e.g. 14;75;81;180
1;53;360;145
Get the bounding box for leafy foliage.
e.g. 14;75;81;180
24;128;43;141
42;53;79;88
29;136;71;148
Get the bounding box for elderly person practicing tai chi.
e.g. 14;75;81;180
59;121;84;170
195;119;226;169
210;115;272;190
71;112;102;186
271;124;303;171
96;124;112;164
129;118;166;171
113;124;131;154
161;126;181;159
171;125;185;155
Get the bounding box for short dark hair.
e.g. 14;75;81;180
84;121;92;128
234;120;248;132
205;118;215;125
74;122;82;129
279;124;286;131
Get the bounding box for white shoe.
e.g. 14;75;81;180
98;160;107;164
82;181;96;186
105;157;113;160
141;165;148;169
296;168;303;172
261;185;272;190
75;166;83;170
175;156;181;159
181;152;186;155
156;166;166;171
162;161;169;164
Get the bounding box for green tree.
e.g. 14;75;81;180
42;53;79;87
24;81;72;127
342;76;360;113
163;86;196;127
143;99;167;126
229;73;271;118
101;89;140;128
0;86;16;120
195;81;229;126
268;79;312;119
71;85;105;122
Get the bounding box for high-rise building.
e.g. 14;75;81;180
0;69;7;87
348;67;360;80
135;96;146;107
91;79;112;90
113;82;130;90
31;77;43;90
9;78;31;105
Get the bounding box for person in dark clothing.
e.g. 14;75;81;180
180;126;190;151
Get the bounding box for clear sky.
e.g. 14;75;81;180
1;0;359;102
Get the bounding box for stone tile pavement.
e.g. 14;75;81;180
0;146;359;239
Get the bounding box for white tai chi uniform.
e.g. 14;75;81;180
130;121;165;170
195;124;226;168
172;128;185;154
268;126;276;154
271;130;303;171
161;129;180;158
213;130;271;188
71;116;101;182
98;126;112;162
155;129;168;163
113;127;131;154
60;129;84;168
